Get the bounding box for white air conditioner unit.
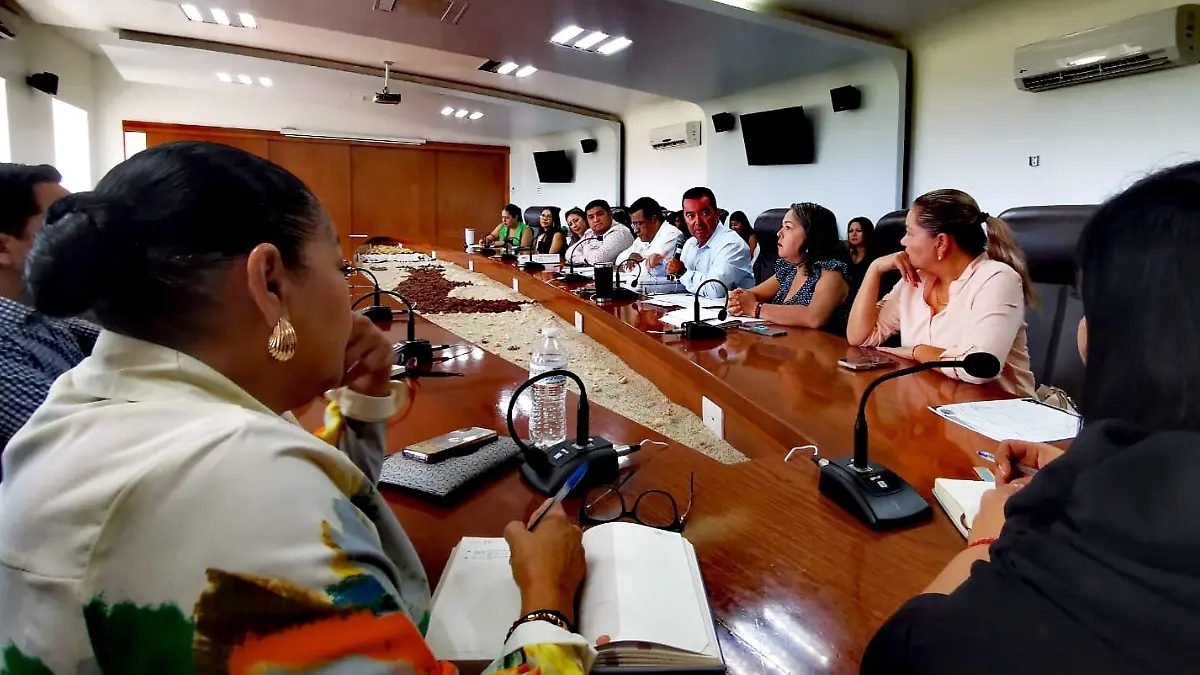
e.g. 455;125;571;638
1015;4;1200;93
649;121;702;150
0;3;24;40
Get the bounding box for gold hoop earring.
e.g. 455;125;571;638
268;317;297;362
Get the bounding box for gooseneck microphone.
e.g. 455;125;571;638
506;368;617;495
557;235;597;283
680;278;730;341
351;289;434;367
819;352;1003;530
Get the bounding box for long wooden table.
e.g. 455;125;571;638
309;251;1012;673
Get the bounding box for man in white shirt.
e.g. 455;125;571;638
616;197;684;286
565;200;634;266
662;187;754;298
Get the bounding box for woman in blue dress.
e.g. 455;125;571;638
727;202;856;335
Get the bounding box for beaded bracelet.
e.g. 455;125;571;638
506;610;575;641
968;537;997;549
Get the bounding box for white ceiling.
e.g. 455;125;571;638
687;0;1001;37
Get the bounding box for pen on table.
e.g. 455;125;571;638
527;463;589;532
977;450;1039;478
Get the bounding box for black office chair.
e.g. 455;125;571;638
1000;205;1097;402
752;208;787;284
524;205;559;249
873;209;908;299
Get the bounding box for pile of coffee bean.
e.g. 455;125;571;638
395;266;528;314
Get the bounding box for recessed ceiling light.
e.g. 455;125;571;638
441;106;455;116
216;72;233;82
469;111;484;120
258;77;273;87
573;31;609;51
180;3;204;21
515;65;538;78
238;12;257;28
550;25;585;44
597;37;633;55
455;109;469;118
210;8;231;25
237;74;253;85
497;62;519;75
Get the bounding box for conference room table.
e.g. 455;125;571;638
307;246;1016;674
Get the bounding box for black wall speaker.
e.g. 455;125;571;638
712;112;736;133
831;85;862;112
580;139;598;154
26;72;59;96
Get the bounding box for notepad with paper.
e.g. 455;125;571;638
930;398;1081;442
932;478;995;538
424;522;724;674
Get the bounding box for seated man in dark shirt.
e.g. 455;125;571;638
0;164;98;460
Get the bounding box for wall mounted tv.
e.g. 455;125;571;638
533;150;575;183
739;106;815;166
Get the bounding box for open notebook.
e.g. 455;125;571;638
932;478;995;538
424;522;724;674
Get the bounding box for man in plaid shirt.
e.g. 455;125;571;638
0;164;98;468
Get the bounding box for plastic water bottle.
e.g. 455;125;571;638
529;326;569;448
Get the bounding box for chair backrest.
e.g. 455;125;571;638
525;206;559;246
999;205;1098;402
873;209;908;299
752;208;787;284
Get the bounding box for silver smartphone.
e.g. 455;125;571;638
401;427;498;463
838;355;896;371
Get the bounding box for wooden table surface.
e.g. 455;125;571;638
312;250;1014;674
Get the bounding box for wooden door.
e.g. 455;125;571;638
350;146;437;245
435;151;508;249
268;141;354;258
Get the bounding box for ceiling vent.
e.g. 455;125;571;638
372;0;470;25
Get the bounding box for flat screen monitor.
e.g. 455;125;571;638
533;150;574;183
739;106;815;166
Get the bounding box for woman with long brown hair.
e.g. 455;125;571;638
846;189;1037;396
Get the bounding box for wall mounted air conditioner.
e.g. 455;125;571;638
0;3;24;40
1015;4;1200;93
649;121;702;150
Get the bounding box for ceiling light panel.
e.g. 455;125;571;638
515;65;538;78
468;111;484;120
573;31;609;50
441;106;455;116
597;37;633;55
216;72;232;82
178;5;256;28
497;62;519;75
237;74;253;85
258;77;272;87
454;109;469;118
550;25;585;44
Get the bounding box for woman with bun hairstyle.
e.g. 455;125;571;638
0;142;593;674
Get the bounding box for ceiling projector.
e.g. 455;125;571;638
374;60;402;105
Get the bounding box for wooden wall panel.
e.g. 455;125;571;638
350;146;438;244
268;141;354;258
144;130;269;158
435;151;508;249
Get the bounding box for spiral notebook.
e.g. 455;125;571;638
425;522;725;674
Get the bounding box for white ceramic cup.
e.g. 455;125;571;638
465;229;476;247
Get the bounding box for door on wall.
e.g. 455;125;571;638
267;141;354;258
350;146;438;246
436;150;508;249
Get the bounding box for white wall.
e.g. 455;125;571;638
0;23;97;174
909;0;1200;210
509;123;620;212
623;100;709;208
701;57;906;231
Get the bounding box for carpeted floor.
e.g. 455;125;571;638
371;261;748;465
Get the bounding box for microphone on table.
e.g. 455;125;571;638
680;278;730;341
506;368;619;495
351;289;435;368
347;267;391;324
603;259;641;302
817;352;1003;530
557;235;600;283
513;245;545;272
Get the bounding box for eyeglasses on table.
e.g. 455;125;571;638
579;470;694;533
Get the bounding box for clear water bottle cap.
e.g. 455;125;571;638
542;325;559;338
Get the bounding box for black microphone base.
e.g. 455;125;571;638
520;261;546;272
361;305;398;325
394;339;434;369
598;288;640;303
556;272;591;284
819;457;932;530
520;437;616;495
498;254;519;263
681;321;727;341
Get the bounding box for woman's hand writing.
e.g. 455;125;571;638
994;440;1065;484
504;502;586;625
967;480;1028;545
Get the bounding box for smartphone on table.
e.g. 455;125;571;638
838;354;896;371
737;324;787;337
401;427;498;463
